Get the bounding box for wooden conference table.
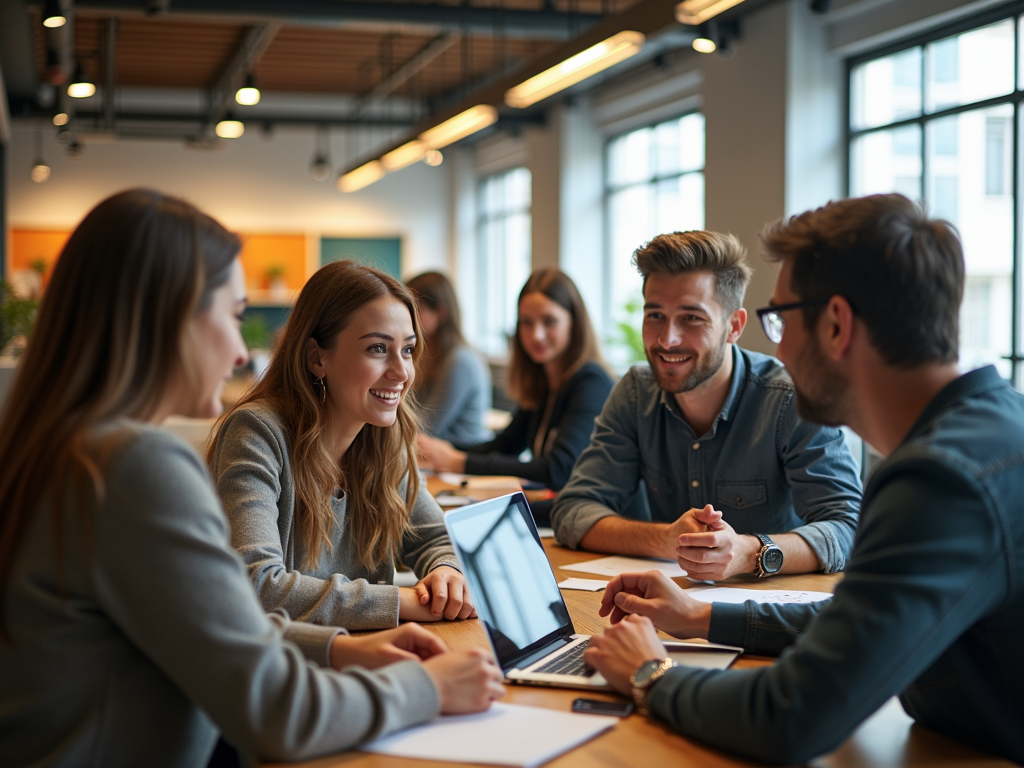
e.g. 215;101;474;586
267;479;1015;768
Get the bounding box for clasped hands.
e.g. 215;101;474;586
416;434;467;474
668;503;760;581
399;565;477;622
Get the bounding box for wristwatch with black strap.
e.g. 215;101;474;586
753;533;784;577
630;658;678;716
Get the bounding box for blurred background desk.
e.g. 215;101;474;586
265;481;1014;768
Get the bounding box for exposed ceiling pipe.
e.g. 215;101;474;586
72;0;602;41
354;31;461;116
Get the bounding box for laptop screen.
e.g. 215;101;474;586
443;493;574;671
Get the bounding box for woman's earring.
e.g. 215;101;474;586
314;376;326;404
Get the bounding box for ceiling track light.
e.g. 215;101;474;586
31;131;51;183
309;125;331;181
676;0;747;25
67;64;96;99
692;20;739;57
418;105;498;150
42;0;66;28
216;118;245;139
505;31;645;109
235;73;261;106
338;160;385;193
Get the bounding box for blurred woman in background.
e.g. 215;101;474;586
406;271;491;444
418;268;614;499
0;190;502;767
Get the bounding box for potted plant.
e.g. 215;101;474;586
1;281;39;357
265;264;288;302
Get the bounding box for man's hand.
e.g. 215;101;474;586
422;648;506;714
662;505;717;560
416;434;468;473
675;505;759;580
413;566;477;620
598;570;712;639
330;624;447;670
583;615;667;695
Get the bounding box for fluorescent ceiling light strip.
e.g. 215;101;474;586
505;31;644;109
418;105;498;150
381;140;427;171
675;0;746;25
338;160;385;193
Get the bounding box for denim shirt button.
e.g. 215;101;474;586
736;495;742;504
691;480;700;488
692;442;700;450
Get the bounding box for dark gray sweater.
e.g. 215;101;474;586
210;402;460;630
0;422;440;767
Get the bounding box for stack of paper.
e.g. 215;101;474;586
361;702;617;767
685;586;833;604
561;555;687;579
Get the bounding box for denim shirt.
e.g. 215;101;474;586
551;346;862;572
649;366;1024;765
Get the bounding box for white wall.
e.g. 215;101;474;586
6;122;453;277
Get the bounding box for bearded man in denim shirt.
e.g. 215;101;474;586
583;194;1024;764
552;231;862;579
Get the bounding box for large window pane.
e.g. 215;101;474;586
851;48;922;130
608;128;653;187
925;105;1014;377
925;19;1015;113
850;125;922;199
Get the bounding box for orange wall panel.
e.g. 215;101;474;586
237;233;307;291
10;230;72;278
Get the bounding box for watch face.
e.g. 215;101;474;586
763;546;784;573
633;659;663;687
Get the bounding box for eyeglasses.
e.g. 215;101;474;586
756;299;830;344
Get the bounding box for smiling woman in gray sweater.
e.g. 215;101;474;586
0;190;503;768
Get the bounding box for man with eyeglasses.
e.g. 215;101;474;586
580;193;1024;765
551;230;862;579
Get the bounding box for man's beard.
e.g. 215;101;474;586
646;327;728;394
792;337;850;427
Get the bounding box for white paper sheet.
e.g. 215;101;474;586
436;472;522;490
536;526;555;538
685;586;833;605
361;702;617;768
561;555;687;579
558;578;609;592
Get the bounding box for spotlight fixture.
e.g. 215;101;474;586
53;112;69;126
381;140;426;172
676;0;747;25
505;31;645;109
216;119;245;139
42;0;66;28
31;131;51;183
419;105;498;150
338;160;385;193
309;126;332;181
692;37;717;53
67;65;96;99
424;150;443;167
235;74;261;106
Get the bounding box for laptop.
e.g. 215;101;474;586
443;491;612;690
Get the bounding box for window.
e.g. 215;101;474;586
849;12;1022;387
604;113;706;366
477;167;532;357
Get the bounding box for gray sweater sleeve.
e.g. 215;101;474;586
400;471;462;576
211;407;402;631
97;430;440;761
421;345;491;443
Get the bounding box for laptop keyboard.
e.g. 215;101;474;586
534;640;596;677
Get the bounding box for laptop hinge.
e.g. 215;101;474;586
512;636;575;671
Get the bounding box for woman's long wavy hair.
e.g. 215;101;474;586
508;268;606;410
406;271;465;392
0;189;240;637
218;260;423;571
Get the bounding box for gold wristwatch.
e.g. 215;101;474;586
630;658;678;716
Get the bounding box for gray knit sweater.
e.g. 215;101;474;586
0;422;440;768
210;402;460;631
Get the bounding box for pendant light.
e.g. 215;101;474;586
309;125;331;181
42;0;66;28
235;74;261;106
31;131;51;183
67;64;96;99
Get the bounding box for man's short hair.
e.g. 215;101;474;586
761;194;964;369
632;231;753;315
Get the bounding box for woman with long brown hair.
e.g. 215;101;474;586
406;271;491;443
417;268;614;495
209;260;475;631
0;190;502;766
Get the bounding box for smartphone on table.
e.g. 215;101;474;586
571;698;634;717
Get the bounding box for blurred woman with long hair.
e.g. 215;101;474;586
0;190;502;767
406;271;491;444
418;268;614;493
209;260;475;631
